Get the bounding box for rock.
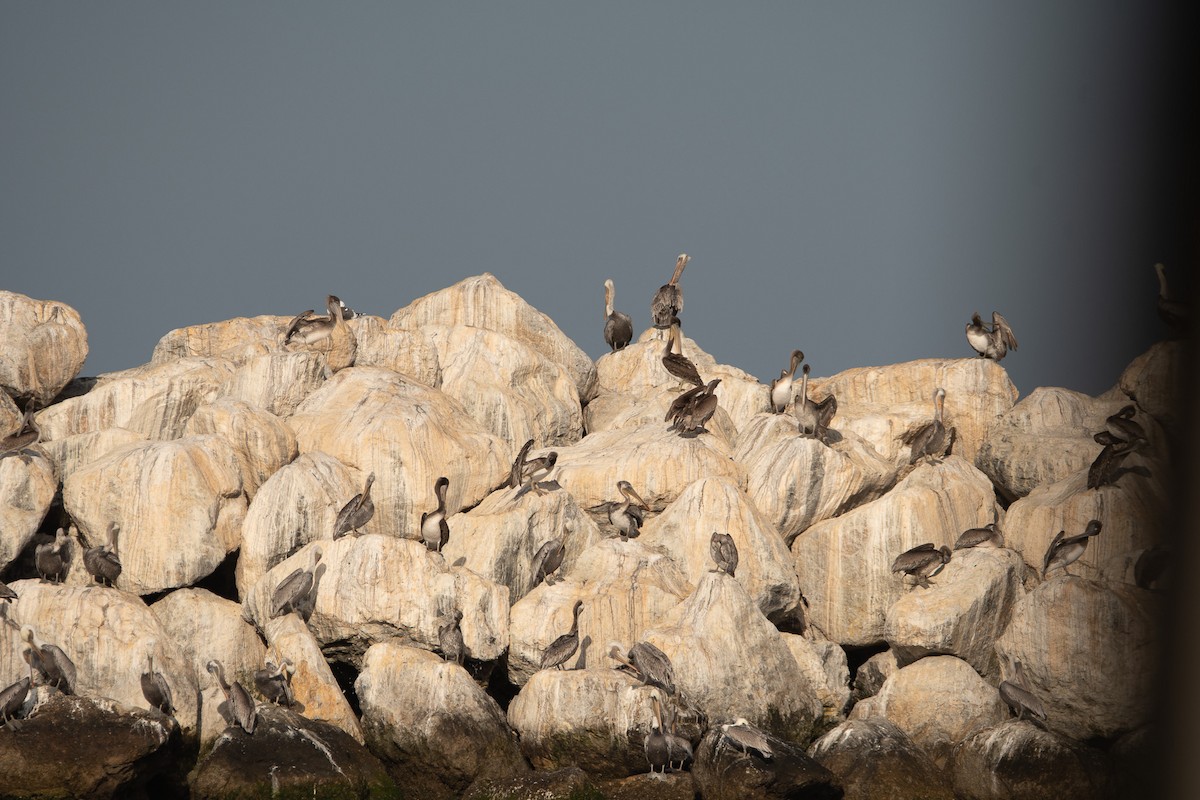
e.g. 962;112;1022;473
691;724;843;800
507;540;692;685
884;546;1027;678
441;486;604;605
349;315;442;387
1;581;199;733
0;392;20;437
288;367;510;540
813;358;1018;463
1118;340;1183;433
183;398;297;501
40;427;148;482
263;614;363;742
809;718;953;800
390;273;598;402
783;634;850;724
237;452;361;595
0;448;56;571
0;291;88;405
152;315;285;364
793;457;998;645
245;537;510;665
218;349;328;417
736;413;896;543
849;655;1008;768
35;357;235;441
423;324;584;447
463;767;597;800
63;435;246;595
640;476;803;620
188;705;396;800
644;572;823;741
950;720;1114;800
583;387;740;444
0;692;179;800
1111;725;1166;800
850;650;898;707
598;773;696;800
357;642;525;794
150;588;267;748
994;578;1161;740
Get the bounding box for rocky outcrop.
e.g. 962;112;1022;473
0;448;56;570
850;650;899;707
263;614;363;743
809;718;953;800
950;720;1114;800
152;315;283;364
218;349;328;417
349;315;442;387
783;633;851;724
40;427;147;482
691;724;842;800
1118;341;1182;433
0;291;88;405
183;398;296;501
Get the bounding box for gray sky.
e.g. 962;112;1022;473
1;3;1184;396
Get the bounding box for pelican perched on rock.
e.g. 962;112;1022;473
966;311;1019;361
1106;405;1145;442
661;700;693;771
669;378;721;435
515;449;558;497
23;628;75;694
270;547;322;619
1087;435;1147;490
506;439;535;489
769;350;804;414
333;472;375;538
0;674;30;726
710;532;738;577
141;643;174;715
533;539;565;586
421;477;451;552
438;610;465;665
1043;520;1102;579
207;659;256;734
1135;544;1171;590
891;543;951;588
0;408;40;460
901;387;954;465
0;579;17;602
540;600;583;671
592;481;649;540
609;641;676;696
651;254;689;333
1155;262;1188;336
795;364;837;441
953;520;1004;550
35;528;70;583
254;659;295;707
283;295;346;347
998;661;1046;722
603;279;633;352
645;693;671;775
720;718;773;760
82;522;121;586
661;321;703;389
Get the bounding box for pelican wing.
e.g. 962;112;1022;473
991;312;1018;350
891;543;937;574
1042;531;1065;574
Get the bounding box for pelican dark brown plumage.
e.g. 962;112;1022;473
769;350;804;414
710;532;738;577
1105;405;1145;442
796;364;837;441
207;659;257;734
333;472;375;538
421;477;451;552
0;675;30;726
670;378;721;434
592;481;648;540
603;279;634;352
283;294;346;348
651;254;689;332
540;600;583;671
533;539;565;586
998;660;1046;722
966;311;1018;361
516;450;559;497
438;610;465;665
720;717;774;759
270;546;322;619
141;642;174;715
1043;520;1102;579
661;321;703;388
901;387;953;465
891;543;951;589
953;521;1004;550
254;658;296;707
1087;436;1147;490
23;627;76;694
645;694;671;774
609;641;676;696
82;522;122;586
35;527;70;583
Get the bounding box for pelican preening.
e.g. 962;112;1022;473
540;600;583;671
532;539;565;586
23;627;76;695
35;527;70;583
953;522;1004;550
254;658;296;707
666;378;721;435
141;643;174;715
283;295;347;348
710;532;738;577
901;387;955;465
603;279;633;352
270;547;322;619
661;321;703;389
421;477;451;552
1042;520;1102;579
769;350;804;414
998;660;1047;722
592;481;649;540
965;311;1018;361
1087;435;1147;490
719;717;774;760
509;442;558;498
651;254;689;333
82;522;122;587
1106;405;1145;442
1155;262;1188;337
608;641;676;697
206;659;257;734
438;610;465;665
0;408;41;460
333;472;375;538
795;364;837;441
891;543;952;589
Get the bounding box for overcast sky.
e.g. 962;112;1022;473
1;3;1187;396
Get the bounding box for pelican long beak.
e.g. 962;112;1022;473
624;485;649;510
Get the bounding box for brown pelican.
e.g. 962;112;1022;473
891;543;952;589
533;539;565;586
603;279;633;352
664;383;707;426
140;642;174;715
608;641;676;696
651;254;689;333
0;675;30;726
82;522;121;587
769;350;804;414
670;378;722;434
720;717;773;760
796;364;837;441
1106;405;1145;442
438;609;465;665
270;546;322;619
998;660;1047;722
421;477;451;552
592;481;648;540
506;439;535;489
1087;436;1147;490
965;311;1019;361
540;600;583;670
953;520;1004;550
0;408;40;460
283;294;346;347
661;321;703;388
1135;544;1171;590
1043;520;1102;579
1155;262;1188;336
335;297;358;320
333;472;375;538
0;580;16;602
645;694;671;774
517;451;559;497
254;658;296;707
710;532;738;576
206;659;257;734
35;527;70;583
23;628;76;694
662;701;693;771
901;387;953;465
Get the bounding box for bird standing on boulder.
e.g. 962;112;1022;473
901;387;954;465
719;717;774;760
603;279;633;352
283;294;347;348
1087;434;1147;490
254;659;296;707
23;627;76;695
609;641;676;697
540;600;584;671
438;609;465;665
998;660;1046;722
1042;520;1102;579
891;543;952;589
795;364;837;442
270;547;322;619
645;693;671;775
421;477;451;552
333;472;375;538
141;642;174;715
651;254;689;334
35;528;70;583
953;519;1004;550
206;659;256;734
82;522;122;586
532;539;565;586
769;350;804;414
661;321;703;389
710;532;738;577
591;481;648;540
965;311;1018;361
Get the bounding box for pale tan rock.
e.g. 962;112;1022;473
287;310;357;374
1119;340;1183;432
357;642;525;790
245;537;509;665
809;718;954;800
507;540;692;686
792;457;999;646
0;450;56;571
150;588;267;746
1;581;199;734
441;486;604;605
422;325;583;447
813;358;1018;463
62;435;246;595
390;273;597;401
640;476;802;620
151;315;285;365
40;428;147;482
236;452;361;595
850;650;899;706
218;350;328;417
884;547;1027;678
0;392;19;438
348;316;441;387
950;720;1115;800
288;367;510;539
0;292;88;404
35;357;235;441
783;634;850;723
995;578;1161;740
849;655;1008;767
184;399;296;501
263;614;363;742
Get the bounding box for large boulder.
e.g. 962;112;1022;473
0;447;56;571
152;315;283;364
849;650;899;707
183;398;297;501
1118;340;1183;433
263;614;363;742
218;349;328;417
691;724;842;800
783;633;851;724
0;291;88;404
349;315;441;387
793;457;998;645
808;718;953;800
40;427;147;483
950;720;1114;800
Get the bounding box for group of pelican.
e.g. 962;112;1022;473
769;349;837;441
29;525;123;588
1088;406;1148;490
